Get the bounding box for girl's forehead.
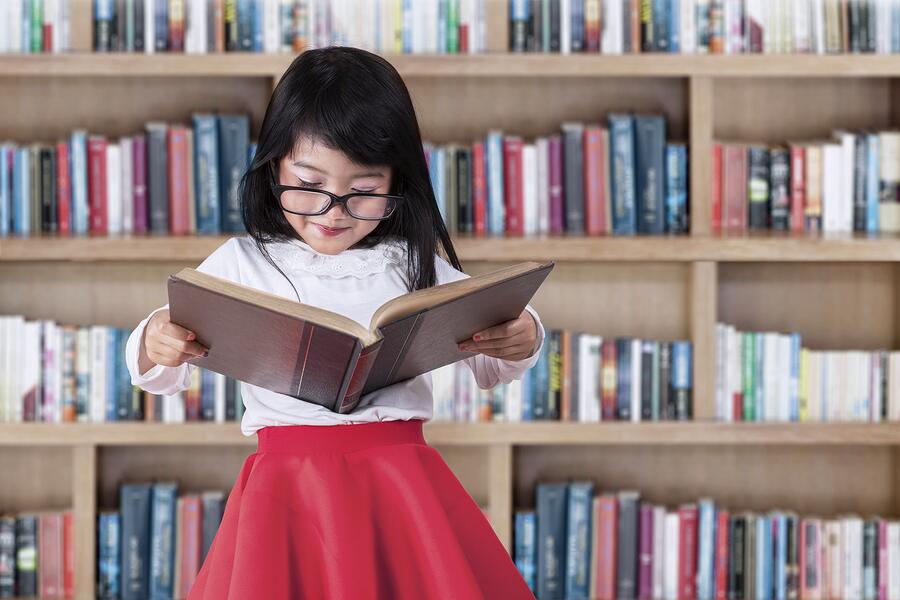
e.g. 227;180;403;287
288;138;388;174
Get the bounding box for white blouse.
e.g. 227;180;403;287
125;235;546;436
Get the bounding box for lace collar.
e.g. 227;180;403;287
264;237;408;279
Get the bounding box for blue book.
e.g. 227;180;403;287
653;0;669;51
533;335;550;419
402;0;413;53
0;144;9;237
609;114;637;235
564;482;594;599
117;329;133;420
121;483;152;600
789;334;801;421
14;147;29;236
570;0;584;51
432;148;447;226
672;341;692;419
437;0;448;53
218;115;249;233
149;482;178;600
515;511;537;593
236;0;253;50
71;130;89;235
106;328;118;422
775;513;787;600
894;3;900;52
98;512;121;600
486;131;505;235
521;362;533;420
665;143;688;234
697;499;716;600
192;114;222;235
756;516;772;600
253;0;265;51
866;134;880;234
154;0;168;51
668;0;680;52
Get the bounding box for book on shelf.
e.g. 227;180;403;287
0;1;71;54
168;260;554;414
0;510;74;599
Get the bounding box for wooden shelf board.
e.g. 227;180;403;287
3;422;900;446
5;234;900;262
5;53;900;78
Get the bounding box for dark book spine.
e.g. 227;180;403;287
635;115;666;234
116;329;131;420
616;337;632;421
201;369;216;420
98;512;121;600
225;378;237;421
547;330;561;420
570;0;584;51
115;0;127;51
120;483;151;600
786;515;800;600
747;146;770;230
652;0;669;51
854;134;868;231
193;114;221;235
640;341;653;420
549;0;561;51
863;519;878;600
616;491;639;600
536;483;568;600
569;333;580;422
802;520;819;597
225;0;238;50
30;147;42;235
146;124;169;234
660;342;674;420
641;0;654;51
563;123;585;234
769;147;791;231
457;147;472;234
201;492;225;564
154;0;168;51
0;517;14;596
510;0;528;51
730;515;746;600
41;147;56;233
532;0;543;52
15;516;37;598
149;483;176;599
673;340;692;420
218;115;249;233
610;114;637;234
133;0;145;52
237;0;253;50
94;0;113;51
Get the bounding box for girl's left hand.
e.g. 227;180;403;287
457;310;539;361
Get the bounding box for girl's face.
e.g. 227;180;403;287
276;137;393;255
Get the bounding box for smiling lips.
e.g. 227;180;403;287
313;223;349;236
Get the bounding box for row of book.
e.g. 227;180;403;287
432;332;694;422
0;114;254;238
712;131;900;235
424;115;689;237
509;0;900;55
93;0;487;54
0;316;245;424
0;511;73;599
0;1;71;54
515;483;900;600
98;482;225;600
715;323;900;424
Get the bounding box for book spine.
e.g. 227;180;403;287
338;339;382;414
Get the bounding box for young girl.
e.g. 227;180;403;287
125;47;544;599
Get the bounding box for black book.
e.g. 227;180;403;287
218;115;250;233
547;330;561;420
549;0;561;51
510;0;527;51
562;123;585;234
616;490;639;600
457;147;472;234
660;342;674;420
238;0;254;51
853;134;868;231
640;341;654;420
201;491;225;564
40;147;56;234
616;337;632;421
802;520;819;596
730;515;746;600
532;0;543;52
863;519;878;599
786;514;799;599
121;483;152;600
225;0;239;51
116;0;127;51
641;0;654;51
747;146;770;230
569;332;580;421
653;0;669;52
146;123;169;234
769;147;790;231
14;516;37;598
133;0;145;52
536;483;568;600
0;516;14;597
635;115;666;234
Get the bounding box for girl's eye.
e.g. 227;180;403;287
297;179;321;187
353;188;378;194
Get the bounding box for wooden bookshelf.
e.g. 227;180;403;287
7;4;900;599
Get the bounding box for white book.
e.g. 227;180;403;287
888;522;900;600
89;326;107;423
522;142;537;236
890;354;900;421
779;334;792;421
76;327;90;423
214;372;226;423
264;0;280;53
838;131;856;233
536;137;550;235
0;4;8;51
410;0;424;53
843;517;863;600
188;0;209;53
106;143;122;235
879;0;892;54
602;0;623;54
652;506;665;599
825;519;842;596
810;0;825;53
821;142;842;233
60;0;69;50
879;132;900;234
120;136;133;235
631;338;641;422
560;0;571;54
8;0;21;53
23;322;41;422
578;334;602;422
380;0;395;53
0;318;7;422
145;0;155;54
423;0;438;53
763;333;778;422
871;352;883;423
9;317;24;423
663;512;680;600
715;324;726;420
506;377;522;422
680;0;696;53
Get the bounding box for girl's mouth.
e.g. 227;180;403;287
312;223;349;237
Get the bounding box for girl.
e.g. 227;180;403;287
125;47;544;599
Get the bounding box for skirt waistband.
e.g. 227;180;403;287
255;419;427;454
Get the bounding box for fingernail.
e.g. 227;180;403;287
473;334;482;341
202;351;209;358
187;333;195;341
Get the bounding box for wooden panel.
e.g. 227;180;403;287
0;76;271;142
691;262;717;419
514;445;896;518
408;77;688;142
714;78;892;143
73;444;96;600
718;263;896;350
690;77;713;235
0;447;71;510
465;261;691;340
488;445;513;551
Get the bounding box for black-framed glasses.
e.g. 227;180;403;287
269;165;405;221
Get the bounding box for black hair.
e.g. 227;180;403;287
239;46;462;294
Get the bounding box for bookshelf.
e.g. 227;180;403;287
5;4;900;599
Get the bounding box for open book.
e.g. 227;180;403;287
167;260;554;413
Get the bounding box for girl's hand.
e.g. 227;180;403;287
457;310;539;361
138;309;209;375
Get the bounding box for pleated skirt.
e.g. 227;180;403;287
187;418;535;599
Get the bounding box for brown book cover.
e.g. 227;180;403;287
168;260;554;414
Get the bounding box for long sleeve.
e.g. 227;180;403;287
434;254;546;390
125;238;242;394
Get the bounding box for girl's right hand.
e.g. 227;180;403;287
138;309;209;375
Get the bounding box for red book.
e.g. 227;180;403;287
169;3;185;51
722;144;748;232
43;25;53;52
38;513;64;598
595;494;618;600
600;341;617;420
678;504;698;600
459;24;469;53
878;520;888;600
714;509;730;600
584;0;601;51
583;125;607;236
178;496;203;599
63;511;74;598
168;125;191;235
503;136;524;236
711;143;723;232
790;145;806;233
472;142;487;237
56;141;71;235
87;136;108;235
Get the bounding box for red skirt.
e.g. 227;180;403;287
187;419;535;599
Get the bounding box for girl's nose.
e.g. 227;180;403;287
325;200;349;218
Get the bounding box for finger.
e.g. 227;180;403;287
157;336;208;357
472;317;526;342
459;338;520;353
147;347;197;367
159;320;197;342
478;345;532;360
